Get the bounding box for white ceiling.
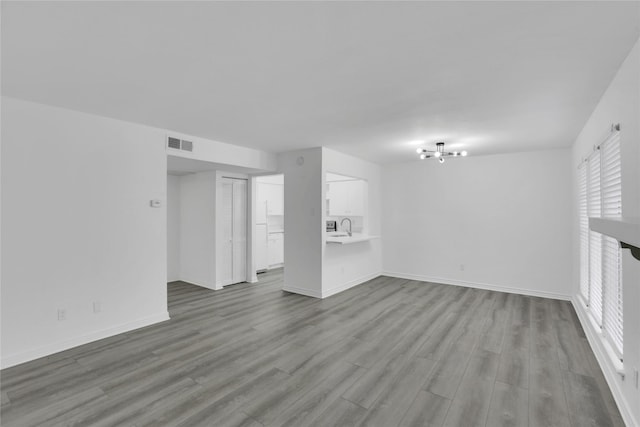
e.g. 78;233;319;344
2;1;638;164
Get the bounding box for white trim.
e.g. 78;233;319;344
268;263;284;269
572;296;636;427
382;271;571;301
282;285;323;299
581;304;624;371
0;312;170;369
322;271;382;298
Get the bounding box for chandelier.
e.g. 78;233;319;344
416;142;467;163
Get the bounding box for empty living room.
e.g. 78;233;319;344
1;1;639;426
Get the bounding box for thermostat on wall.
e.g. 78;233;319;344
150;199;162;208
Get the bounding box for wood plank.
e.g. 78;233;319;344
441;349;499;427
399;390;451;427
268;362;366;427
307;397;367;427
555;319;595;377
496;325;530;389
530;298;560;362
562;370;616;427
529;357;571;427
357;357;436;427
485;381;529;427
342;350;411;409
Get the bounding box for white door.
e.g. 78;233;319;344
232;179;247;284
221;177;247;286
220;179;234;286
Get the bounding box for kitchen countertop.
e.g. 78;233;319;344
325;233;379;245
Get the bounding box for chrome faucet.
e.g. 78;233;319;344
340;218;352;237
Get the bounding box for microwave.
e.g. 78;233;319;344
326;220;337;232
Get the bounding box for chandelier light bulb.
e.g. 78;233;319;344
415;142;464;163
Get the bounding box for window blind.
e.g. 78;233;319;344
600;132;623;358
587;149;602;327
578;164;589;303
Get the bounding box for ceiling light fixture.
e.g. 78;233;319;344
416;142;468;163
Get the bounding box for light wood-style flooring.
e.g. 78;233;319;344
1;269;623;426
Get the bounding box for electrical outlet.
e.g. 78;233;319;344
57;309;66;321
93;301;101;313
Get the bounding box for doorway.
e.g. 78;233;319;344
255;174;285;274
166;155;253;291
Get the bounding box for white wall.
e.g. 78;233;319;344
382;149;573;300
1;97;169;368
1;96;277;368
167;174;181;282
179;171;216;290
322;148;383;297
571;39;640;427
278;148;323;297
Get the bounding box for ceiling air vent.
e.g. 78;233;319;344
167;137;181;150
167;136;194;152
181;140;193;152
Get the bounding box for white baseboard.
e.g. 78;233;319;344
382;271;571;301
282;285;323;299
322;271;382;298
571;296;637;427
1;311;170;369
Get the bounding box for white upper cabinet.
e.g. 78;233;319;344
257;182;283;220
328;180;364;216
266;183;284;216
